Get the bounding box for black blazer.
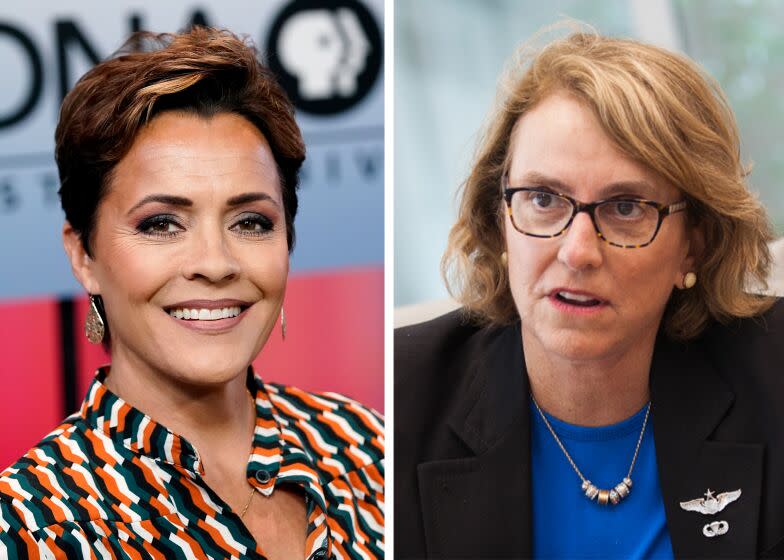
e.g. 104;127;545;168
394;301;784;559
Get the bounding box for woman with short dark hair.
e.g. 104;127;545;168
0;27;383;560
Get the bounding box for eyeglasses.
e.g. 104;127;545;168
503;180;687;249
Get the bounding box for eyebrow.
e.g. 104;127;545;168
513;171;658;199
225;192;277;207
127;192;278;215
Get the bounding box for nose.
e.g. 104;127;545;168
557;211;604;271
182;226;240;283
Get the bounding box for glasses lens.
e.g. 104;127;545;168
595;200;659;246
510;190;573;236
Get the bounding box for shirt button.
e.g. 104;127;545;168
254;470;271;484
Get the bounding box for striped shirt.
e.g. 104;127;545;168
0;368;384;559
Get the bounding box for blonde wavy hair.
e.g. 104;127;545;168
442;28;774;340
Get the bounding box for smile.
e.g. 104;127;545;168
168;306;243;321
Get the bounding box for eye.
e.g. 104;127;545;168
532;192;553;208
525;190;559;210
137;215;183;238
608;201;645;219
231;213;274;236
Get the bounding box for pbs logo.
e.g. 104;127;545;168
267;0;382;115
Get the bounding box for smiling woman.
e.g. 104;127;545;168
0;28;383;560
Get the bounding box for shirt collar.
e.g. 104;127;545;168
80;367;333;557
80;367;203;475
79;367;328;509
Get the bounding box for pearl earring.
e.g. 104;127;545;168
682;272;697;289
500;252;508;265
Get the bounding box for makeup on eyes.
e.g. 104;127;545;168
136;214;183;238
135;210;277;239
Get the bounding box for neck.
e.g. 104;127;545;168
102;348;255;457
523;330;654;427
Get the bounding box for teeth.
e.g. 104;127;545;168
168;306;242;321
558;291;598;303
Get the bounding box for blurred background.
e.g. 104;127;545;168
395;0;784;311
0;0;383;468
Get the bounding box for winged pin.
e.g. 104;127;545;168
680;488;741;515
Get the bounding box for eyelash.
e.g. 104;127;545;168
136;213;275;239
232;214;274;237
137;214;182;239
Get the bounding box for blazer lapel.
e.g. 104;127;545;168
417;323;532;558
651;335;763;558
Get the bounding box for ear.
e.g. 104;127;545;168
62;222;101;294
675;225;704;289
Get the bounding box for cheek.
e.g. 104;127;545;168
505;229;553;302
612;249;679;305
241;244;289;293
98;240;175;300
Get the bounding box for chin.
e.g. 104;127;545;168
157;347;254;388
540;328;620;363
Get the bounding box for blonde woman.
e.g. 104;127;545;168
395;31;782;559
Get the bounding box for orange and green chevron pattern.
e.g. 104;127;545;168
0;368;384;559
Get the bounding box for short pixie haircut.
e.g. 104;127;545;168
57;26;305;254
442;29;774;340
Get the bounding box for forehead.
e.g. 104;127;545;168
108;112;282;204
507;93;679;200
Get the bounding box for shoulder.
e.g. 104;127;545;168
699;297;784;371
395;308;505;383
690;298;784;414
263;381;384;471
701;297;784;347
0;414;86;539
395;307;482;355
395;308;515;408
394;309;520;459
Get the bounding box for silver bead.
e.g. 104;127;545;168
615;481;630;498
623;477;632;488
581;480;591;491
609;489;620;505
585;484;599;500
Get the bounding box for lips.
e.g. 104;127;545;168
163;299;252;321
549;289;607;308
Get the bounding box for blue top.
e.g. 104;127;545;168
530;400;674;559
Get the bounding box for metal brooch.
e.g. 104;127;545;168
702;520;729;538
680;488;741;515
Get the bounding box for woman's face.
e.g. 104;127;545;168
65;112;289;387
505;92;694;363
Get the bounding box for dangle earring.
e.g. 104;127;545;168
500;252;508;266
280;307;287;341
85;295;106;344
682;272;697;289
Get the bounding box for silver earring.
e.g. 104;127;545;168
281;307;287;341
683;272;697;289
85;295;105;344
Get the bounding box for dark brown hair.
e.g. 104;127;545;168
57;26;305;254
